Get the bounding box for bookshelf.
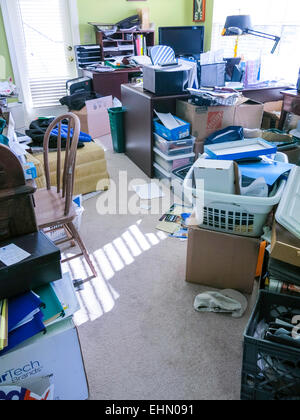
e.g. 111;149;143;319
96;30;155;61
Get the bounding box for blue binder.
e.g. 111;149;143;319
0;311;45;356
8;292;44;333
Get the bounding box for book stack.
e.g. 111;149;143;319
0;273;79;356
135;34;147;56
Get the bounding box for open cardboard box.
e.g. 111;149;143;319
271;221;300;268
176;98;264;159
72;96;113;139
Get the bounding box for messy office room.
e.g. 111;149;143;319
0;0;300;404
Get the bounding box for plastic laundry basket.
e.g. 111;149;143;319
108;107;126;153
183;152;289;238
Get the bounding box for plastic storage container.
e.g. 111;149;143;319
241;290;300;400
154;132;195;156
108;107;126;153
154;147;195;173
275;166;300;240
183;152;288;238
153;117;190;141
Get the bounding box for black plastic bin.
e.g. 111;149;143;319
241;291;300;400
108;107;126;153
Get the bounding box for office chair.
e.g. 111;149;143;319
149;45;176;66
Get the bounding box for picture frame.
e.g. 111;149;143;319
193;0;206;23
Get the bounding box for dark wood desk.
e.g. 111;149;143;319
121;84;190;178
84;67;142;100
279;90;300;130
242;85;292;104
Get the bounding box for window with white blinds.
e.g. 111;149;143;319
211;0;300;84
15;0;75;108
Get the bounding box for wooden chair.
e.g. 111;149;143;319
34;113;97;278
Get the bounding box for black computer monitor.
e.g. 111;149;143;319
158;26;205;58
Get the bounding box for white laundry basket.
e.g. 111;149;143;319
183;152;289;237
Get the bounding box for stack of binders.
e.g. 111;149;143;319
0;273;78;356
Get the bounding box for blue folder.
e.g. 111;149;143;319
0;311;45;356
238;160;295;186
8;292;44;333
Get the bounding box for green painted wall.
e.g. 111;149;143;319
77;0;214;52
0;0;214;81
0;8;14;80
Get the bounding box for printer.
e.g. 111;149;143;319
143;63;191;96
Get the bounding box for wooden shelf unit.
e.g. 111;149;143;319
96;30;155;60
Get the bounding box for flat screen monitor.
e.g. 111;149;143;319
159;26;205;57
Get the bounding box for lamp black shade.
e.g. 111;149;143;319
224;15;253;35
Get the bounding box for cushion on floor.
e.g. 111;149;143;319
26;142;110;195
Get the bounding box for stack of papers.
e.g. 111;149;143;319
188;88;241;106
0;244;31;267
0;272;80;355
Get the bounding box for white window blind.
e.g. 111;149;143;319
211;0;300;84
16;0;73;108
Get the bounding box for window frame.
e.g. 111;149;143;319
0;0;80;121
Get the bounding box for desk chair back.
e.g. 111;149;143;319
150;45;176;66
43;113;80;217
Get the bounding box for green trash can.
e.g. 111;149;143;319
108;107;126;153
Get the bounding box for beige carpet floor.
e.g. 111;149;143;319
62;137;258;401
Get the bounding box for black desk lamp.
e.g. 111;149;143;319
222;15;281;56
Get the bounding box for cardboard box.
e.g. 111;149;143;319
72;96;113;139
176;100;236;144
271;222;300;268
176;99;264;159
186;226;260;294
193;159;235;194
262;101;282;130
0;319;89;401
235;100;264;129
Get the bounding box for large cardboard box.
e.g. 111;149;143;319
271;222;300;268
186;226;260;294
235;100;264;129
176;100;235;144
0;319;89;401
176;99;264;156
72;96;113;139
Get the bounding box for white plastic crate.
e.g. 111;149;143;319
183;152;289;237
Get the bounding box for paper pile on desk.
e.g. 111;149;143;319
188;87;241;106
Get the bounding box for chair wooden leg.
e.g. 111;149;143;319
65;222;98;278
63;225;76;247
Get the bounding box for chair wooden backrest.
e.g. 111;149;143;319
43;113;80;217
